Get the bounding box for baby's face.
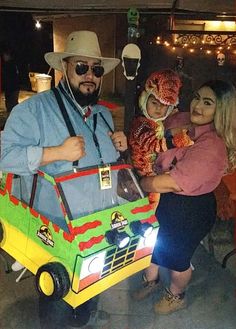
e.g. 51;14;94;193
146;95;168;120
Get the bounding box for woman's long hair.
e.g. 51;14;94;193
200;80;236;171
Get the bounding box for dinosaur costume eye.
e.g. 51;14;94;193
144;69;182;107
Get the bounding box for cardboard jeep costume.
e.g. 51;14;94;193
0;163;158;308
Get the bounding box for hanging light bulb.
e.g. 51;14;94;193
35;20;42;29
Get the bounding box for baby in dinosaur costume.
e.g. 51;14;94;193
129;69;193;207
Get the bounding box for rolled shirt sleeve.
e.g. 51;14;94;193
27;146;43;173
0;101;43;175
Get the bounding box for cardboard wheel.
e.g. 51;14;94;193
0;222;3;243
36;262;70;300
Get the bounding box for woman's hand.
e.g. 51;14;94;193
170;125;191;136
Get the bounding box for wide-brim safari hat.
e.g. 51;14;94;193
45;30;120;75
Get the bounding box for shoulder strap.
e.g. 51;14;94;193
52;88;76;137
99;112;114;134
99;111;129;162
52;88;78;167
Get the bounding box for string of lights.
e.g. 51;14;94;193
152;30;236;56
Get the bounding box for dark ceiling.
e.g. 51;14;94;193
0;0;235;16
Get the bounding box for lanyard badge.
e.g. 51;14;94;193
99;165;112;190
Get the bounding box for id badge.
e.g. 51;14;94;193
99;165;112;190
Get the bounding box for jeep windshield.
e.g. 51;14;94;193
54;163;144;220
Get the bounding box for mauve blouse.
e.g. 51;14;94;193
155;113;228;196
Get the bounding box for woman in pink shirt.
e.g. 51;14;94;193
133;80;236;314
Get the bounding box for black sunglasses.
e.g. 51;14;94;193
75;63;105;78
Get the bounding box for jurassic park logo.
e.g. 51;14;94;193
37;225;54;247
110;211;128;230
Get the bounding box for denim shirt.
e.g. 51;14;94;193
0;83;120;225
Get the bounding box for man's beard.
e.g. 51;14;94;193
70;84;99;107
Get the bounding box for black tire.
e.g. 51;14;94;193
36;262;70;301
0;222;3;243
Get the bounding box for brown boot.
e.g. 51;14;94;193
132;274;160;301
154;288;187;315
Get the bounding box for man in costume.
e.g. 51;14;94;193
0;30;127;328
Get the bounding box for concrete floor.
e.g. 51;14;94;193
0;91;236;328
0;243;236;329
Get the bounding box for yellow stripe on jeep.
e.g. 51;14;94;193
64;254;152;308
1;221;63;275
1;221;153;309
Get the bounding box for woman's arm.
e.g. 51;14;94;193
140;173;182;193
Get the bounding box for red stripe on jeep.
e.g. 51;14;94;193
39;214;50;226
30;208;39;217
69;220;102;235
55;164;131;183
131;204;153;214
55;169;99;183
5;173;13;192
21;201;28;209
9;195;20;205
141;214;158;224
52;223;60;233
79;235;104;251
63;231;75;243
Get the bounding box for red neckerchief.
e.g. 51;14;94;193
83;106;92;121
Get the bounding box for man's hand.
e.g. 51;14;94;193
59;136;86;161
41;136;85;166
109;131;127;152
